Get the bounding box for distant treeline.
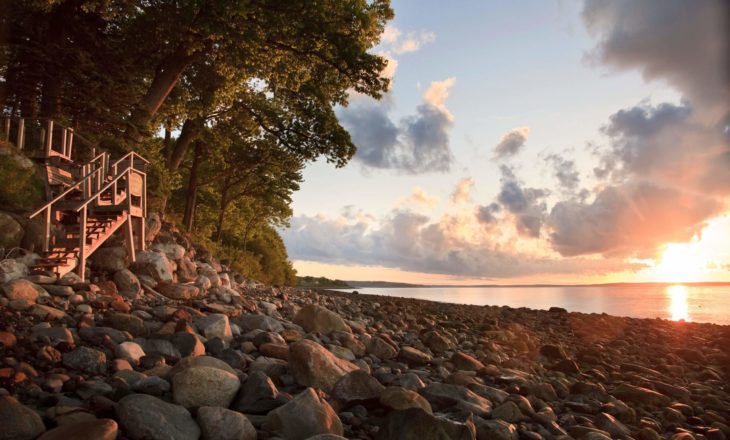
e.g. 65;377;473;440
296;276;352;289
0;1;394;286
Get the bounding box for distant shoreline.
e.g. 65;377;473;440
341;280;730;289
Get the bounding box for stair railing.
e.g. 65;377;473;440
28;152;109;252
1;116;96;162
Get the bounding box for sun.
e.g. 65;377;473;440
653;242;706;283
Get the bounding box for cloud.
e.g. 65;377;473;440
496;166;550;238
548;182;724;257
339;78;456;173
398;187;439;208
381;25;402;45
582;0;729;122
546;153;581;192
476;203;501;224
283;209;640;279
450;177;474;204
494;127;530;159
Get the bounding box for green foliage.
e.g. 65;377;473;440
296;276;352;288
0;142;45;212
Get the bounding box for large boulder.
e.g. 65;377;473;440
611;384;671;408
2;279;42;303
232;371;289;414
158;282;199;300
294;304;351;334
172;364;241;409
420;383;492;418
0;212;24;249
117;394;200;440
90;246;128;272
0;396;46;440
114;269;142;299
234;314;285;332
197;406;256;440
288;339;359;393
367;335;397;360
262;388;343;440
0;259;26;283
330;370;385;409
376;408;476;440
130;250;174;283
379;386;433;414
195;313;232;342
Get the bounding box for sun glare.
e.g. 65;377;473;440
654;242;706;283
667;285;690;322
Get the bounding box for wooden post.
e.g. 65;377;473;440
124;216;136;263
44;120;54;158
43;208;51;253
61;128;68;158
138;217;146;251
78;206;87;280
3;118;9;141
17;119;24;150
66;129;73;158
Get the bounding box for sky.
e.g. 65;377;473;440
281;0;730;285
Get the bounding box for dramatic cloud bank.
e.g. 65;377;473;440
450;178;474;204
339;78;456;173
494;127;530;159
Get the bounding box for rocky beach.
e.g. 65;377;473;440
0;217;729;440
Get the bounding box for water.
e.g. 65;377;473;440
336;285;730;325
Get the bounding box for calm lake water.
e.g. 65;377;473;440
337;285;730;325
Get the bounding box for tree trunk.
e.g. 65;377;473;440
167;117;202;171
126;44;199;144
213;175;232;243
182;140;205;230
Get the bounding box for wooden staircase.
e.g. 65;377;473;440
2;116;147;279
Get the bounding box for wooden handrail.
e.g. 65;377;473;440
28;164;105;218
112;151;150;168
1;115;97;150
74;167;146;212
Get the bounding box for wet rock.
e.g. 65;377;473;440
0;395;46;440
117;393;200;440
288;339;358;392
294;304;351;334
376;408;476;440
262;388;343;440
197;406;256;440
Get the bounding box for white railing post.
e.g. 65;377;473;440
17;119;24;150
44;120;54;157
78;206;87;280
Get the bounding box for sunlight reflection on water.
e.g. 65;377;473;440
668;285;690;322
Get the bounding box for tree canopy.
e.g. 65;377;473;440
0;0;393;285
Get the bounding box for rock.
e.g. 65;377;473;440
0;395;46;440
130;250;174;283
170;332;205;358
423;331;453;353
367;335;397;360
595;412;631;437
37;419;117;440
0;259;26;283
420;383;492;417
168;355;237;379
90;246;128;272
611;383;671;408
235;314;285;332
262;388;343;440
294;304;351;334
117;393;200;440
114;269;142;299
133;376;170;395
399;346;432;364
376;408;476;440
491;401;523;423
233;370;288;414
146;213;162;243
115;341;146;365
379;386;433;414
331;370;385;408
288;339;359;393
197;406;256;440
2;279;41;302
32;326;74;346
473;418;518;440
195;313;232;342
451;352;485;371
62;346;107;375
0;212;23;250
153;242;186;261
172;365;241;409
108;313;148;337
539;344;567;361
0;331;16;348
158;282;199;300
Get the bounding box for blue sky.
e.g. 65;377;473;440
282;0;729;284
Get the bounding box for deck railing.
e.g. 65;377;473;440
1;116;96;162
